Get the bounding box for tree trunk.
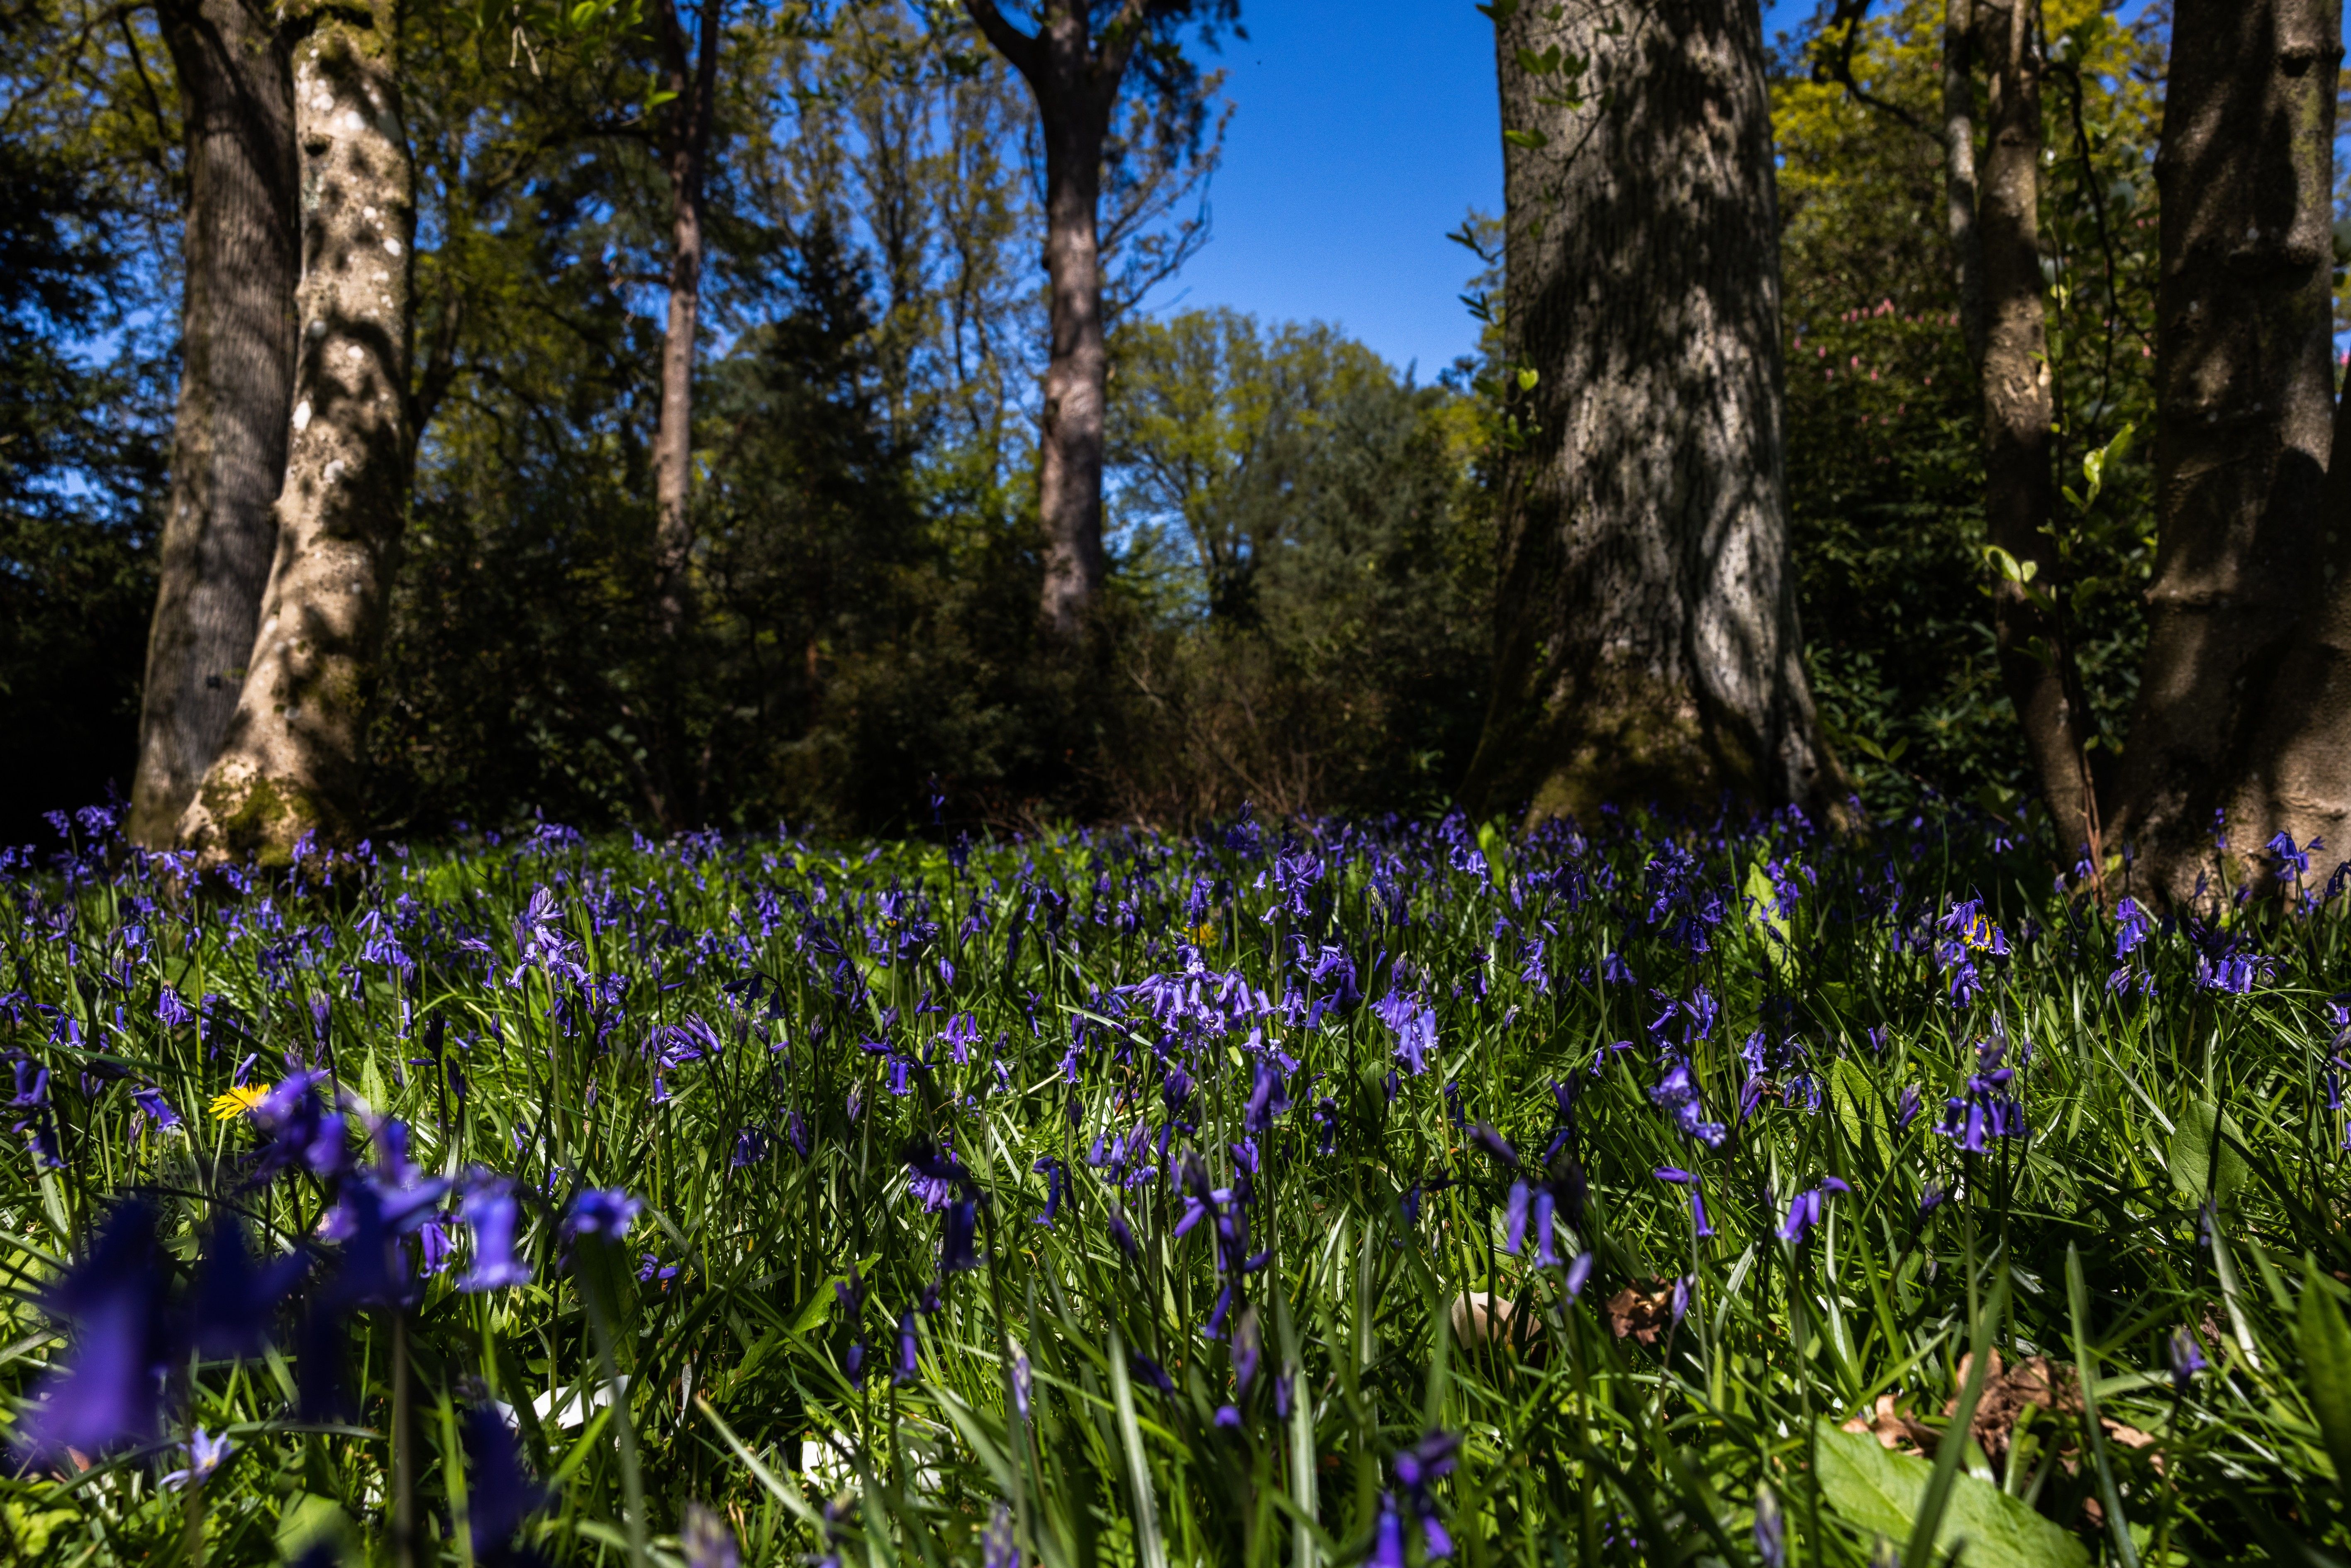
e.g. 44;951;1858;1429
1974;0;2099;861
966;0;1136;640
651;0;720;647
130;0;299;846
2205;5;2351;890
1939;0;1986;368
1461;0;1832;822
1037;100;1111;639
2110;0;2339;897
177;0;414;862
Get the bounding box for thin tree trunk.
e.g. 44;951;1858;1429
651;0;720;648
178;0;414;861
131;0;298;846
967;0;1141;640
2110;0;2339;897
1939;0;1986;368
1974;0;2099;861
1461;0;1832;822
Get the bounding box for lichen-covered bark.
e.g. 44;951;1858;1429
1461;0;1831;822
1974;0;2098;860
2110;0;2340;897
130;0;298;846
178;0;412;863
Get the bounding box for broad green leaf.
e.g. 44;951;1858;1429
2166;1100;2249;1208
1502;128;1549;150
1815;1423;2086;1568
2298;1269;2351;1503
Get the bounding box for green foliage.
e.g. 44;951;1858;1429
1772;0;2163;815
0;85;168;841
1102;308;1495;819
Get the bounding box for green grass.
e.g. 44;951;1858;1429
2;805;2349;1567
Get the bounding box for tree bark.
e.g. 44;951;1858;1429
1461;0;1832;822
1938;0;1986;368
967;0;1143;639
2205;4;2351;890
2110;0;2339;897
1973;0;2100;860
130;0;299;846
178;0;414;862
651;0;721;647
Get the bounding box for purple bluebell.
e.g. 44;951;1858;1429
460;1175;532;1292
463;1402;549;1558
683;1502;741;1568
1370;1499;1407;1568
1107;1201;1140;1258
2169;1327;2207;1389
1564;1251;1594;1298
895;1308;920;1385
941;1199;981;1273
131;1085;182;1131
563;1188;643;1243
190;1213;306;1358
16;1198;171;1459
1468;1122;1518;1166
1647;1058;1727;1149
1127;1350;1174;1394
982;1503;1017;1568
1753;1485;1785;1568
1244;1059;1292;1132
1033;1156;1068;1226
161;1427;234;1489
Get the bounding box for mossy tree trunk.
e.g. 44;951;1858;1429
130;0;299;846
178;0;413;863
1462;0;1832;823
2110;0;2341;897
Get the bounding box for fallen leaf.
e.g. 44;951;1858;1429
1605;1279;1675;1345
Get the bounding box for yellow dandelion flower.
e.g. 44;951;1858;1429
210;1084;271;1121
1189;921;1217;947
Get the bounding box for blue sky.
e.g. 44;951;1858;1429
1162;0;1819;378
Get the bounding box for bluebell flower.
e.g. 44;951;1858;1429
683;1502;741;1568
2168;1327;2207;1389
131;1085;182;1132
460;1175;532;1292
161;1427;234;1489
1647;1058;1726;1148
564;1188;643;1243
1033;1156;1067;1226
463;1402;548;1559
1753;1485;1785;1568
1370;1498;1407;1568
982;1503;1017;1568
16;1198;172;1458
190;1213;306;1358
895;1308;920;1385
1392;1429;1459;1558
941;1199;982;1274
1127;1350;1174;1394
1244;1059;1292;1132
